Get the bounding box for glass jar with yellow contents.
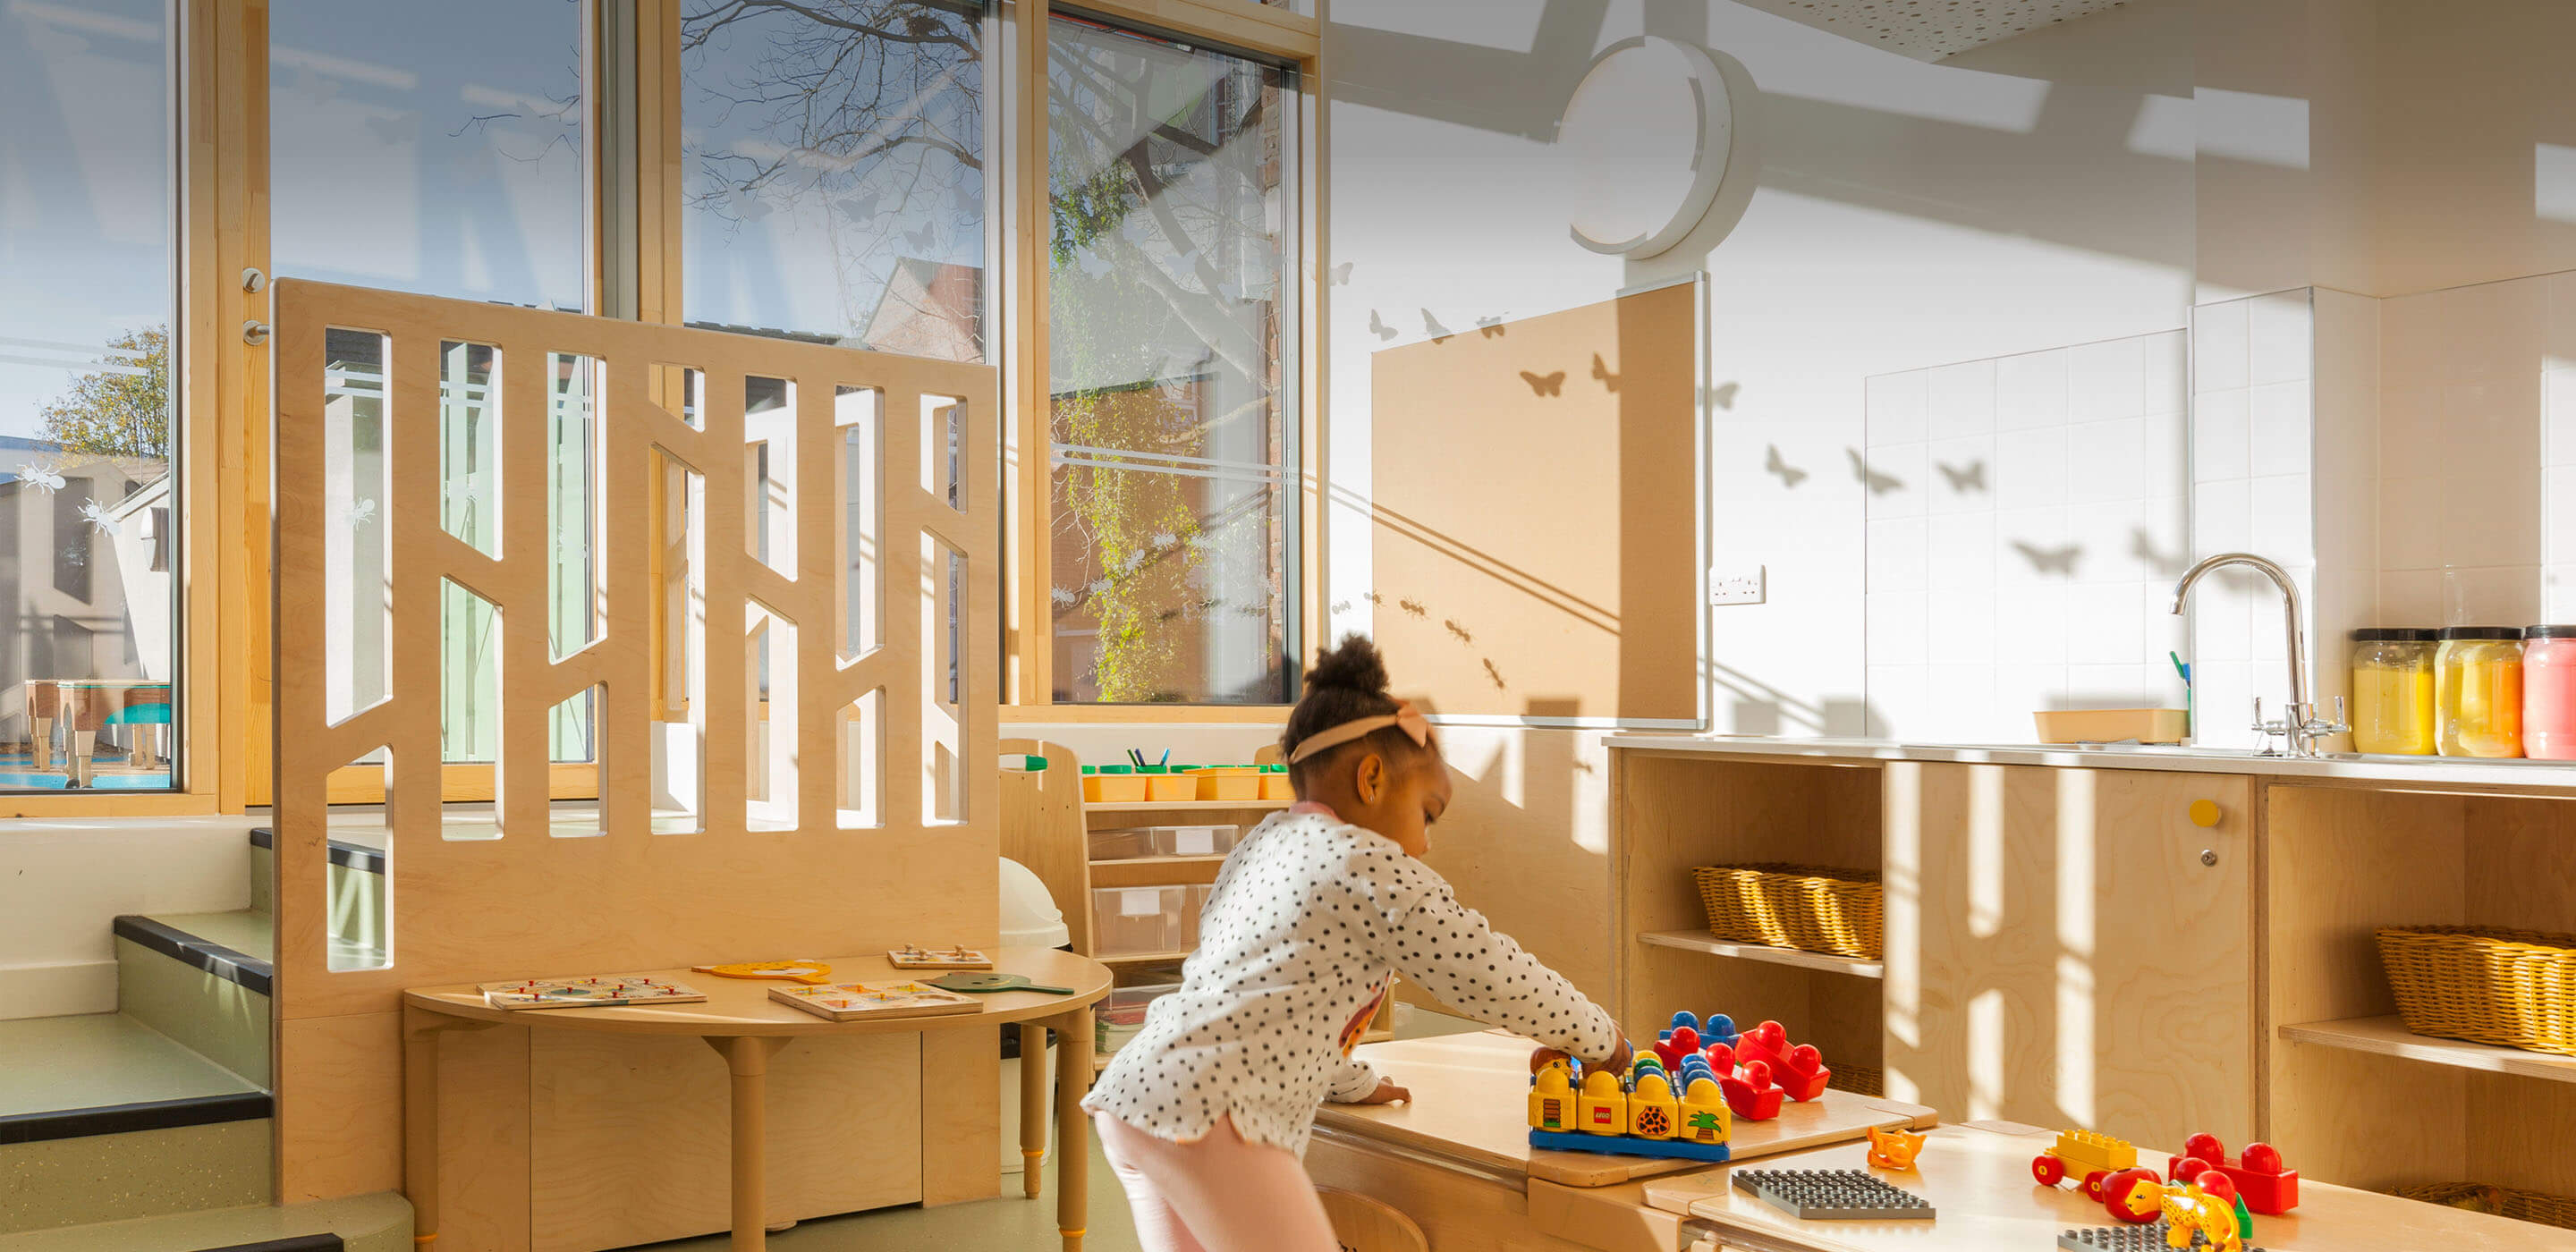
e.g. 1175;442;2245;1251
2349;628;2436;755
2436;626;2526;758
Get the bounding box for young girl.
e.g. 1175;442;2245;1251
1085;636;1631;1252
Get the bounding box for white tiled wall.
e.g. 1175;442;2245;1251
2188;291;2317;749
2542;271;2576;621
2377;275;2549;630
1864;330;2189;743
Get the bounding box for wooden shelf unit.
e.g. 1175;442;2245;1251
2280;1016;2576;1085
1635;929;1886;979
1612;751;1886;1078
2264;783;2576;1204
1000;745;1400;1049
1084;798;1292;816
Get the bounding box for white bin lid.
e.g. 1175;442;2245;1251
999;856;1071;949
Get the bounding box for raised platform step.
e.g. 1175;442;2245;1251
0;1193;409;1252
0;1014;265;1132
114;914;271;996
0;1014;274;1235
113;911;272;1088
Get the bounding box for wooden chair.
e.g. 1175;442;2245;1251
1318;1189;1428;1252
1000;738;1090;954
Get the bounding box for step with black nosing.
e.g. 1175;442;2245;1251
248;826;386;874
113;915;273;997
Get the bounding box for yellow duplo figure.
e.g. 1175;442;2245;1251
1577;1069;1629;1136
1678;1077;1730;1146
1629;1071;1678;1139
1528;1061;1576;1132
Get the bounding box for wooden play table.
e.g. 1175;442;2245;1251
1639;1120;2567;1252
1313;1032;2567;1252
1307;1029;1940;1252
404;946;1111;1252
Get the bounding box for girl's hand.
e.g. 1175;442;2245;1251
1352;1077;1411;1105
1531;1033;1633;1077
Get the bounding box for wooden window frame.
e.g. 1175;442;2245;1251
1004;0;1323;725
4;0;1320;819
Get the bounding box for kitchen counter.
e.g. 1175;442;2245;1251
1602;733;2576;792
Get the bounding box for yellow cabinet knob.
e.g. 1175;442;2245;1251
2188;799;2223;828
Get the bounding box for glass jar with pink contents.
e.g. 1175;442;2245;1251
2526;626;2576;761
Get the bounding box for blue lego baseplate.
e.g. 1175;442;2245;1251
1529;1129;1733;1163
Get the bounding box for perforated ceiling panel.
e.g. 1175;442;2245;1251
1732;0;2132;59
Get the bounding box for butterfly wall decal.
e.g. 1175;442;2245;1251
1421;309;1453;340
1764;444;1808;487
1476;317;1506;338
2011;540;2080;576
1519;370;1565;396
1591;353;1620;393
1329;261;1353;285
1847;449;1902;495
1703;382;1740;410
1936;460;1987;493
903;224;937;252
1369;310;1397;341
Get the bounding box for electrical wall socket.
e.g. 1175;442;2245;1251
1710;565;1766;605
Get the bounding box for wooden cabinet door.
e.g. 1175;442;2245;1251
1883;762;2253;1149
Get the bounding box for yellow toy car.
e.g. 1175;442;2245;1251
2031;1129;2137;1200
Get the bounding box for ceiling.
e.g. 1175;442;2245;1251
1731;0;2134;60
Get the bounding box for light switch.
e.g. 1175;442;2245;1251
1711;564;1766;605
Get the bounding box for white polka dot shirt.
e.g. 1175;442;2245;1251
1083;810;1621;1156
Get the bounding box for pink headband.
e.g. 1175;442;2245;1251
1286;700;1431;766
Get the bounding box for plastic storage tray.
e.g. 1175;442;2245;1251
1093;884;1189;956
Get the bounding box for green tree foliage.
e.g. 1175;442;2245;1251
40;326;169;459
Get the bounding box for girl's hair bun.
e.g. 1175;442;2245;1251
1305;633;1390;696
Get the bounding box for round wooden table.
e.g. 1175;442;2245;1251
402;947;1111;1252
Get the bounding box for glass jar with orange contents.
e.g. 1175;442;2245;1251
2436;627;2525;758
2349;628;2436;755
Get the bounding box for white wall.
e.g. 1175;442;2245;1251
0;816;258;1019
1326;0;2195;740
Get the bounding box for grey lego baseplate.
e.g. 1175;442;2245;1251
2058;1220;2265;1250
1727;1168;1936;1222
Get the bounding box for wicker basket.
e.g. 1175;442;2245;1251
1826;1064;1884;1098
2377;926;2576;1057
1690;864;1883;960
2394;1182;2576;1231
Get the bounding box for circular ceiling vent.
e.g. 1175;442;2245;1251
1560;37;1745;258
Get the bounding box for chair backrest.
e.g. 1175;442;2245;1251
1000;737;1090;953
1317;1188;1428;1252
1254;741;1284;766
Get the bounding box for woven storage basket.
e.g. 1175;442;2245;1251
1825;1064;1884;1098
2394;1182;2576;1231
1690;864;1883;960
2377;926;2576;1057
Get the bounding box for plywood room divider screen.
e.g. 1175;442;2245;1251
268;280;1000;1207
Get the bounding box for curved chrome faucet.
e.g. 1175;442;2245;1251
2169;552;2345;757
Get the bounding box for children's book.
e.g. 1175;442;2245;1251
481;976;708;1011
771;980;982;1022
887;944;994;970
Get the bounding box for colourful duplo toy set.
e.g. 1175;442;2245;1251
1526;1011;1835;1162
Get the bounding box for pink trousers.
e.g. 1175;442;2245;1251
1092;1112;1339;1252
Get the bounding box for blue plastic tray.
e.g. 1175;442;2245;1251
1529;1129;1731;1163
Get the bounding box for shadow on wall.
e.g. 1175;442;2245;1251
1326;0;2195;281
1407;698;1614;1009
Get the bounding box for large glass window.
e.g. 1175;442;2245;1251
682;0;988;360
1046;18;1297;704
0;0;178;791
271;0;593;780
270;0;589;312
